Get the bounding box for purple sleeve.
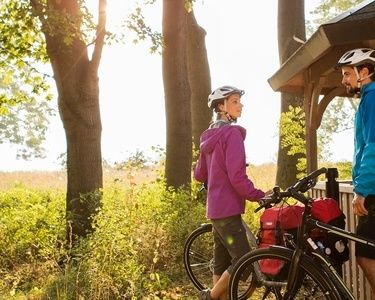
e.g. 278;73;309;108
225;129;265;200
194;153;207;183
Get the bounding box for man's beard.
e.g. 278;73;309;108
345;85;360;97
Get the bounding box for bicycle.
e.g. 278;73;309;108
183;208;259;299
228;167;375;300
183;177;318;299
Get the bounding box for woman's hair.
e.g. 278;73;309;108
213;99;224;113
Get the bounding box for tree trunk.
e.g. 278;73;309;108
186;10;212;152
162;0;192;189
62;65;103;241
35;0;105;242
276;0;306;189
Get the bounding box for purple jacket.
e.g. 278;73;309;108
194;124;265;219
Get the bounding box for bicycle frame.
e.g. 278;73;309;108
284;194;375;300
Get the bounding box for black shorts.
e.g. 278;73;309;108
211;215;250;275
356;195;375;259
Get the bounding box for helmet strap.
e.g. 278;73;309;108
225;112;236;123
353;67;362;96
354;66;374;95
223;99;236;123
355;67;361;88
359;72;374;82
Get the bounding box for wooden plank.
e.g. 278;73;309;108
341;193;353;291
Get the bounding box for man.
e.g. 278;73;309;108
336;48;375;292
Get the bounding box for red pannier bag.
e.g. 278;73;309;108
309;197;343;223
258;197;349;277
258;205;304;276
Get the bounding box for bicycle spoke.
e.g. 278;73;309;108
189;249;210;263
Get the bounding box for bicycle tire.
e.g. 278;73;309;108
229;246;341;300
183;223;257;299
183;223;214;291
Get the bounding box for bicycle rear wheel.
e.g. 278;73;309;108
183;223;256;299
229;247;340;300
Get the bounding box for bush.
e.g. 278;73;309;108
321;161;352;180
0;187;65;297
0;178;208;299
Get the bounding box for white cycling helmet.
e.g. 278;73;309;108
336;48;375;96
208;85;244;109
336;48;375;68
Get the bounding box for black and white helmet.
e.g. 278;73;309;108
208;85;245;109
336;48;375;68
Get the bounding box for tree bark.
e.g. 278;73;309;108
162;0;192;189
276;0;306;189
186;10;212;152
33;0;105;242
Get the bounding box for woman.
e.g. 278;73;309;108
195;85;267;300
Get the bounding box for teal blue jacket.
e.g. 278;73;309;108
353;81;375;197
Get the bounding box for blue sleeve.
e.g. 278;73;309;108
354;144;375;197
354;91;375;197
362;91;375;143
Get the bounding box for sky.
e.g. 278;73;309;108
0;0;354;171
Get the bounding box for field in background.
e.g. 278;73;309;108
0;163;277;191
247;163;277;191
0;166;160;190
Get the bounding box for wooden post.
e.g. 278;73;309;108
304;78;318;173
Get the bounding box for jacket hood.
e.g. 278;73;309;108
199;125;246;154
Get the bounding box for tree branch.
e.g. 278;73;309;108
91;0;106;72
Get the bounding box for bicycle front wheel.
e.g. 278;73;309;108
183;223;214;291
229;246;340;300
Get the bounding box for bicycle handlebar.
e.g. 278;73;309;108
255;167;327;213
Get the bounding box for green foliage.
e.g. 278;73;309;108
114;149;150;171
0;1;47;61
0;0;164;159
307;0;364;36
311;0;364;27
0;97;55;159
0;1;55;158
0;187;66;297
318;98;358;160
279;106;307;176
323;160;353;180
335;161;353;180
125;6;163;54
0;177;208;298
279;99;356;172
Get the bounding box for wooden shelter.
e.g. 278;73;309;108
268;0;375;172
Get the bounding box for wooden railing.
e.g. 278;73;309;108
311;182;374;300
